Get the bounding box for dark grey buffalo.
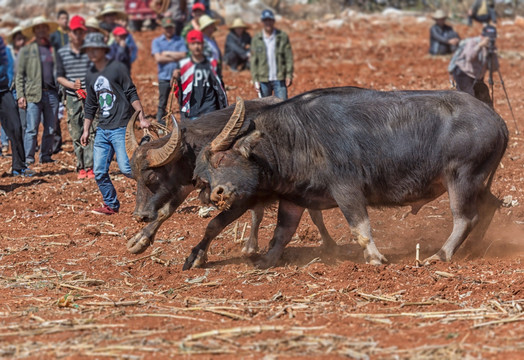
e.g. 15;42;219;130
192;87;509;268
124;99;336;265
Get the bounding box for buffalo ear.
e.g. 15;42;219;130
234;131;263;159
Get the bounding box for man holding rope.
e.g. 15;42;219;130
152;17;187;125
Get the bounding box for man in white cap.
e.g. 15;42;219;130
224;18;251;72
429;9;460;55
16;16;60;165
250;9;293;100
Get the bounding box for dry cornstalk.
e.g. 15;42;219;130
232;221;239;243
357;292;398;302
183;325;285;342
472;314;524;329
121;248;163;265
240;222;248;242
0;324;124;337
58;283;93;293
83;300;143;307
128;313;212;322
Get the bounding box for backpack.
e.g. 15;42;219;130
448;39;468;74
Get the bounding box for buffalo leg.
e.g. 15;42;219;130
256;200;305;269
243;205;264;255
183;203;251;270
307;209;337;250
424;183;480;263
127;200;178;254
335;192;387;265
464;190;500;258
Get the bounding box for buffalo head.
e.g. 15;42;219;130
194;98;265;211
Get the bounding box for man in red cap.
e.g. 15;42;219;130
181;2;206;43
177;29;227;119
108;26;131;74
56;15;95;179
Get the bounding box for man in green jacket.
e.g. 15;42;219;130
250;9;293;100
16;16;60;164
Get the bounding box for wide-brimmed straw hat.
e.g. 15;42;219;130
96;3;128;21
6;25;24;43
431;10;447;20
229;18;248;29
85;17;109;37
199;15;219;31
21;16;59;39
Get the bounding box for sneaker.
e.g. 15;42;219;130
91;204;118;215
77;169;87;179
12;168;36;177
86;168;95;179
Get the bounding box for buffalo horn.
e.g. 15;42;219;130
146;115;183;167
125;110;141;160
210;97;246;152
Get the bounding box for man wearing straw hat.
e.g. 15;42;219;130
80;32;149;215
152;17;187;125
224;18;251;72
97;3;138;65
199;14;222;78
16;16;60;165
429;9;460;55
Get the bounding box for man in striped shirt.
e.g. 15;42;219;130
56;15;95;179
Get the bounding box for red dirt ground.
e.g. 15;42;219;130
0;12;523;359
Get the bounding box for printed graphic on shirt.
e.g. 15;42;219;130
194;68;212;88
94;76;116;117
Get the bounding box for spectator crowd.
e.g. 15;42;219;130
0;1;501;215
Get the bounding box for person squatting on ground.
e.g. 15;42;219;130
16;16;60;165
56;15;95;180
152;17;187;125
0;36;35;177
429;10;460;55
250;9;293;100
178;29;227;120
224;18;251;72
80;32;150;215
451;25;498;106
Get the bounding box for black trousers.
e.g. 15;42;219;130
157;80;172;125
453;68;493;107
0;90;26;172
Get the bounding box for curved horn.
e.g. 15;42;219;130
146;114;183;168
125;110;141;160
210;97;246;152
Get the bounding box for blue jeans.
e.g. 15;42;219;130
93;126;131;211
24;90;59;163
259;80;288;100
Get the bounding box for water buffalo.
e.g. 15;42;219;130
192;87;509;268
124;99;336;265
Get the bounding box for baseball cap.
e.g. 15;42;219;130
192;2;206;12
482;25;497;39
161;17;175;28
112;26;128;37
261;9;275;21
69;15;87;31
187;29;204;44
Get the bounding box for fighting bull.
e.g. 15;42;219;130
192;86;508;269
124;98;336;266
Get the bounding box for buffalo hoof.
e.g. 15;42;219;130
182;249;208;270
241;243;258;256
127;233;152;254
254;255;278;269
422;253;446;266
